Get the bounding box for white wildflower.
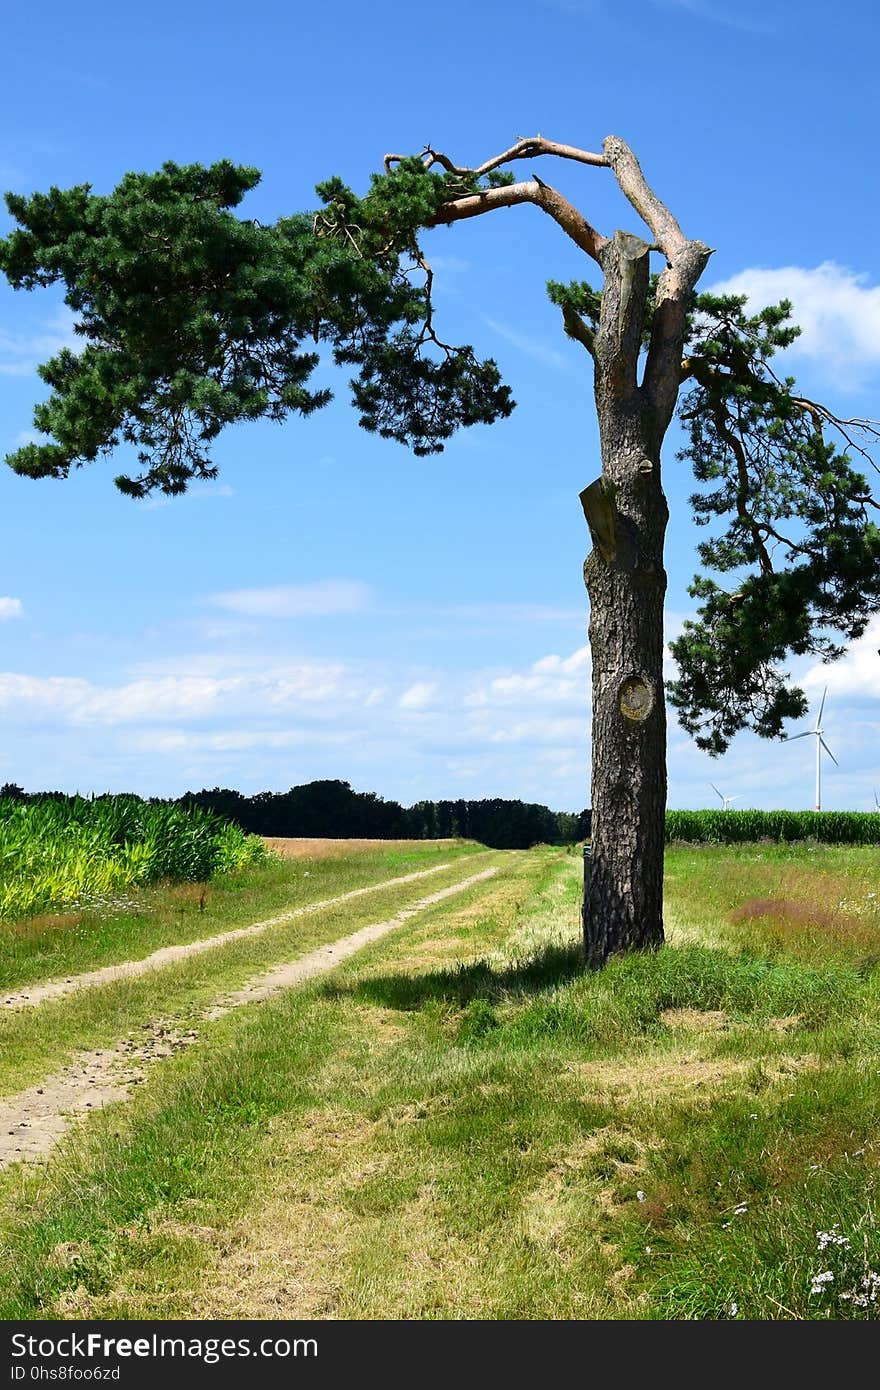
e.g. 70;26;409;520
636;1190;646;1202
816;1226;850;1251
852;1271;880;1307
729;1302;738;1317
809;1270;835;1295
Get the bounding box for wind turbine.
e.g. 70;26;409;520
710;783;741;811
785;687;838;811
873;788;880;812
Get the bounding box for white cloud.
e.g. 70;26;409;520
709;262;880;385
465;646;589;707
800;615;880;703
0;662;354;726
207;580;370;618
0;675;92;719
399;681;437;710
486;716;585;745
128;727;358;754
0;597;23;620
5;616;870;811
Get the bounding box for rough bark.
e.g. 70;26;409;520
580;230;669;962
417;133;712;965
582;409;669;963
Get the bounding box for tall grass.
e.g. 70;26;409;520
0;795;266;920
666;809;880;845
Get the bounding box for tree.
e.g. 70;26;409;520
2;137;877;963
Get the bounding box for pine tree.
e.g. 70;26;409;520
2;136;877;963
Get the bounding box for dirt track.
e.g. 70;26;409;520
0;864;499;1168
1;861;460;1012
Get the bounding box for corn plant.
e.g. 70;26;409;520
666;809;880;845
0;794;266;920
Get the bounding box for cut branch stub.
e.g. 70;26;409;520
580;477;618;563
619;675;655;723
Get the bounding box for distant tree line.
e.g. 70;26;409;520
0;781;589;850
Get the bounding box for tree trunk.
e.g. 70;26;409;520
581;229;670;965
582;410;668;964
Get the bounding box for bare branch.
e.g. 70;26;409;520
596;137;712;420
602;136;691;261
560;302;596;356
409;249;457;354
790;396;880;479
429;180;608;264
384;135;609;178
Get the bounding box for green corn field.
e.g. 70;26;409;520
0;795;267;920
666;808;880;844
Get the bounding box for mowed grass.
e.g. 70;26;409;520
0;838;483;994
0;841;878;1320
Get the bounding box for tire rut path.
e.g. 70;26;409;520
2;859;466;1011
0;864;500;1169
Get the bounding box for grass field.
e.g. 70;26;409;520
0;838;878;1320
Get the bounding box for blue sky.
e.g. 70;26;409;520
0;0;878;812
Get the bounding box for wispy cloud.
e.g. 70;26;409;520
0;309;78;378
486;716;585;745
2;621;876;812
399;681;437;710
485;318;570;371
0;598;23;621
427;255;472;275
206;579;371;618
143;483;235;512
652;0;772;33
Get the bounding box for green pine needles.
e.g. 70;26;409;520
1;163;329;497
0;156;513;491
669;292;880;753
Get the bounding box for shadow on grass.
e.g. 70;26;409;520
321;940;585;1014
